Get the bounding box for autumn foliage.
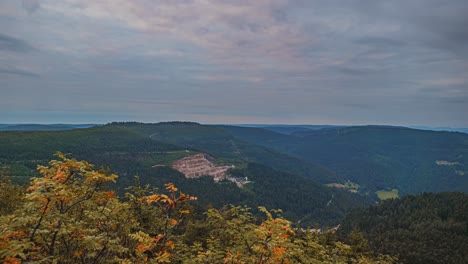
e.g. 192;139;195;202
0;154;395;263
0;153;196;263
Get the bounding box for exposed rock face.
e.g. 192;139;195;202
172;153;234;181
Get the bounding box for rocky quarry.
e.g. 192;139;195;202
172;153;234;181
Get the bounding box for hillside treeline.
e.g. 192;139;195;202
338;192;468;264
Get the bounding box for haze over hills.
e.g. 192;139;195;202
2;123;467;134
0;124;99;131
238;124;468;135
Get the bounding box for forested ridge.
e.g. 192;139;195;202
0;123;369;227
224;125;468;194
0;155;395;263
338;192;468;264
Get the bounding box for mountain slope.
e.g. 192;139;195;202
226;125;468;195
0;125;180;183
338;192;468;264
109;122;340;184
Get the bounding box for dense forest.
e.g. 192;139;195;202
223;125;468;194
0;155;395;263
338;193;468;264
0;123;368;227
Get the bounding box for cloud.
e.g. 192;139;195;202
407;1;468;57
38;0;307;68
0;67;40;78
335;66;378;75
0;33;35;53
355;37;406;48
22;0;40;13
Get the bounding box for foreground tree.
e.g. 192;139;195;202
0;153;195;263
0;153;136;262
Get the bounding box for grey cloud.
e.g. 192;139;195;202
124;100;175;105
355;37;406;48
0;34;35;53
367;0;468;58
412;1;468;49
441;97;468;104
22;0;40;14
0;67;40;78
335;66;378;75
341;102;374;110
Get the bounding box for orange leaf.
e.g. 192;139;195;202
104;191;115;199
165;240;175;249
273;246;286;256
3;257;22;264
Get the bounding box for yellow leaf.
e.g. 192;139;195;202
165;183;178;192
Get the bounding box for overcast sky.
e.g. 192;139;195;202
1;0;467;126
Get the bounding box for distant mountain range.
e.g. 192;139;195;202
237;124;468;134
0;124;99;131
407;126;468;134
1;123;467;133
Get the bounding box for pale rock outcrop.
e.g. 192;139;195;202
172;153;234;182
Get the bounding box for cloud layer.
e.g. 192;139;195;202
1;0;467;126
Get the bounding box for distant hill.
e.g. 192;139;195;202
0;125;179;185
0;124;99;131
2;122;465;133
235;124;345;135
236;124;468;134
408;126;468;134
109;122;340;184
338;192;468;264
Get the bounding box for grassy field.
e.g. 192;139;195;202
325;181;360;193
376;189;399;200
